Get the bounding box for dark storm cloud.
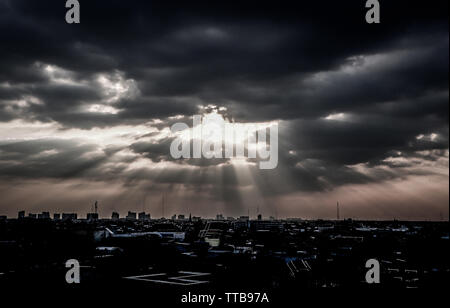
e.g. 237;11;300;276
1;0;448;122
281;113;448;165
0;138;109;178
130;137;174;163
0;0;448;205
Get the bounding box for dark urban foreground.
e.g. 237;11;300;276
0;214;448;303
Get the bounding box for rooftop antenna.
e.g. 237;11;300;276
162;193;165;218
142;195;146;213
94;200;98;214
337;202;340;221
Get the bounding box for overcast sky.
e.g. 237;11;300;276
0;0;448;219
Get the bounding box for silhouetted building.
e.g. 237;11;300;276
178;214;185;220
126;211;136;220
87;213;99;221
53;213;60;220
18;211;25;219
258;214;262;221
62;213;77;221
111;212;119;220
38;212;50;219
139;212;150;221
28;213;37;219
216;214;224;220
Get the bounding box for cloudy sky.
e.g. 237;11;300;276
0;0;448;220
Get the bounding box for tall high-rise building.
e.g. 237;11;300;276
126;211;137;220
111;212;119;220
139;212;150;221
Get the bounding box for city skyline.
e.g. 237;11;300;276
3;197;449;221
